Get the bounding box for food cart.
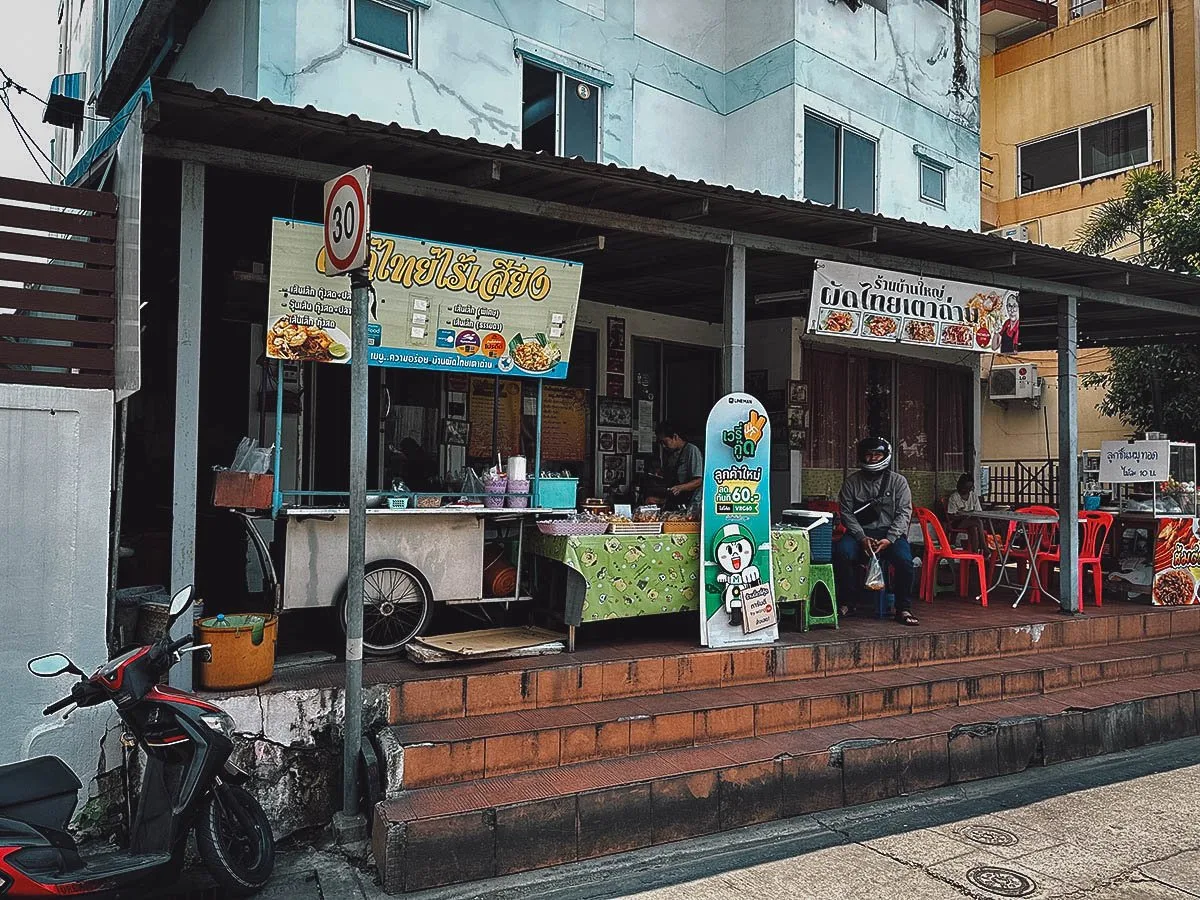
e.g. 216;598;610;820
245;219;584;655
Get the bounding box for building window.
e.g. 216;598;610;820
1018;108;1150;195
350;0;417;63
803;112;877;214
521;61;600;162
919;159;947;206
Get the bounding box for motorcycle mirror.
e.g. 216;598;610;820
168;585;195;623
28;654;83;678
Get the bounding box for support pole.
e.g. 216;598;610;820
1057;295;1081;613
343;269;371;822
723;243;746;395
170;160;205;688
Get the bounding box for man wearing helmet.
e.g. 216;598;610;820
833;437;918;626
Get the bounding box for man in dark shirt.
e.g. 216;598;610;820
655;421;703;509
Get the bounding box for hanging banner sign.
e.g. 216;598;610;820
1099;440;1171;483
700;394;779;647
1152;517;1200;606
266;218;582;377
808;259;1020;353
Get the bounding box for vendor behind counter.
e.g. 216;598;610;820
653;421;703;510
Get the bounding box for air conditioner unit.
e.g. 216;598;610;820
989;364;1040;401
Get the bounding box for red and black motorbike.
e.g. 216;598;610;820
0;586;275;897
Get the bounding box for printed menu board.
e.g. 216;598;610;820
541;386;588;461
467;377;522;459
267;219;583;377
1152;517;1200;606
809;259;1020;354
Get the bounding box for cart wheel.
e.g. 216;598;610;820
339;559;432;656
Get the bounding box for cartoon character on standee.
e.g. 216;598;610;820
709;522;764;623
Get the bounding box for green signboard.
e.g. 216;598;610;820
700;393;779;647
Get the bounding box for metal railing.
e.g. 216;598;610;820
983;458;1059;507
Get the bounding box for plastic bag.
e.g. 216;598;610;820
864;552;886;592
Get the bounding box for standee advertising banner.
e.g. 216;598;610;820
266;219;583;377
809;259;1020;353
1152;517;1200;606
700;394;779;647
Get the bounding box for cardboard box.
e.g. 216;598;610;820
211;471;274;510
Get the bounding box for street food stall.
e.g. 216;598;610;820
1097;438;1200;605
240;219;585;654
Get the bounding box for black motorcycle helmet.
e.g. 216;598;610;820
857;436;892;474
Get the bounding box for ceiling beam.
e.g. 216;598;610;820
663;198;709;221
451;160;502;188
825;226;878;247
143;134;1200;321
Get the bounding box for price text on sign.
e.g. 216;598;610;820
323;166;371;275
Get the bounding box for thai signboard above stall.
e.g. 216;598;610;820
266;218;583;378
1099;440;1171;483
808;260;1020;354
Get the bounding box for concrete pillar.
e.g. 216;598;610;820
170;160;205;687
723;244;746;395
1057;295;1080;614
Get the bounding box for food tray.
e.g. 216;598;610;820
536;521;609;537
609;523;663;535
661;521;699;534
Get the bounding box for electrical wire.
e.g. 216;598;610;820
0;64;109;122
0;89;66;180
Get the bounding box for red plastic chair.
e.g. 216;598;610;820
1034;510;1113;607
915;508;989;607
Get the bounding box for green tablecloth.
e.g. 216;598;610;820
530;528;810;624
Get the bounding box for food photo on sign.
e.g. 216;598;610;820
1152;518;1200;606
808;259;1019;354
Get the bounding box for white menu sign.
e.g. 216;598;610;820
1099;440;1171;483
808;259;1020;353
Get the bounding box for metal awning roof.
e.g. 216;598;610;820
141;79;1200;351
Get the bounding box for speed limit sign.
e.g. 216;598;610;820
323;165;371;275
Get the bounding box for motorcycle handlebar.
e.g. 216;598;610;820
167;634;195;655
43;695;74;716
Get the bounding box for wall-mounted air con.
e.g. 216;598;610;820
988;364;1041;401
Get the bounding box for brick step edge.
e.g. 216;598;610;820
383;639;1200;789
372;688;1200;893
388;609;1200;724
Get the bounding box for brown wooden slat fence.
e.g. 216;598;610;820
0;175;117;390
983;458;1059;508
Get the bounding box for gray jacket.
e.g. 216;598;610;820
838;470;913;543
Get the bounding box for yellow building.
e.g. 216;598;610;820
978;0;1190;466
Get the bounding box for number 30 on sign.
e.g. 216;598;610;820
322;165;371;276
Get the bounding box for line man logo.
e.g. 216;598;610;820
722;410;766;462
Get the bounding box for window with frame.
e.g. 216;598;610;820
350;0;417;63
919;159;946;206
521;61;600;162
1019;108;1149;195
803;112;877;214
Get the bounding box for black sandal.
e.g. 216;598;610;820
895;610;919;626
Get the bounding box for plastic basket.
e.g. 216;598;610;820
535;478;579;510
536;520;609;536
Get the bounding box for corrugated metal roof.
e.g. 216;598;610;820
143;79;1200;350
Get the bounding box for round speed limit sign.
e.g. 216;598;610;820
323;166;371;275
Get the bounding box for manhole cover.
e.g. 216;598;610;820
960;824;1019;847
966;866;1038;897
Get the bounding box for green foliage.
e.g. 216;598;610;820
1074;159;1200;440
1083;347;1200;443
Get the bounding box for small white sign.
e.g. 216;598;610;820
740;582;778;634
1099;440;1171;483
323;165;371;276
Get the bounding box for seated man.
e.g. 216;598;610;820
832;437;919;626
947;472;986;551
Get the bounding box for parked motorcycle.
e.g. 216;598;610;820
0;585;275;897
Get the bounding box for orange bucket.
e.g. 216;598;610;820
195;614;278;690
483;544;517;598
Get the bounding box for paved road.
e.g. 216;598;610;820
168;737;1200;899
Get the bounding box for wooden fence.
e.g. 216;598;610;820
0;176;117;390
983;458;1059;508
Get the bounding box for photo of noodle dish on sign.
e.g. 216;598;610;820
818;309;858;334
862;314;900;340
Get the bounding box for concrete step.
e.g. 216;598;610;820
384;607;1200;725
378;634;1200;789
372;672;1200;893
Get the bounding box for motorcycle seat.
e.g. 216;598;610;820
0;756;80;830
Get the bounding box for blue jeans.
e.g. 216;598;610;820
833;533;914;613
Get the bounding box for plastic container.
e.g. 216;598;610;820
484;477;508;509
195;614;278;690
781;509;834;563
483;544;518;597
535;477;579;510
506;479;530;509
